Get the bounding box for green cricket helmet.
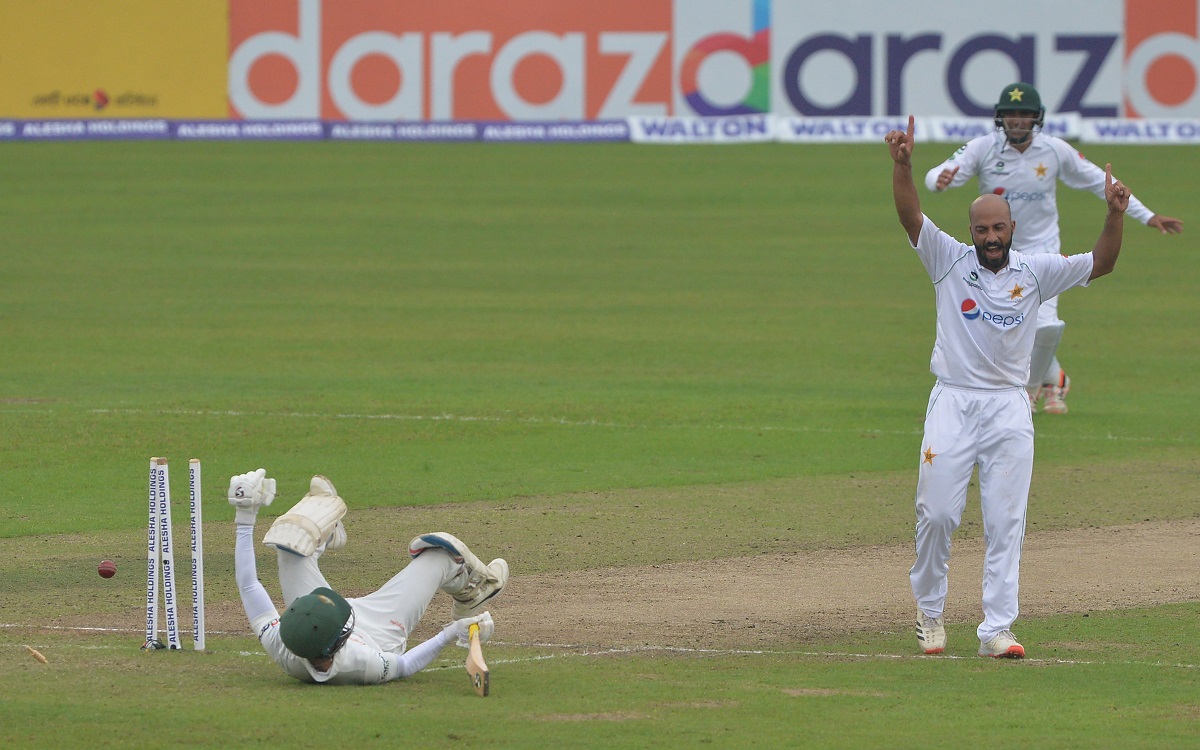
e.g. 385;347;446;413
993;82;1045;140
279;587;355;659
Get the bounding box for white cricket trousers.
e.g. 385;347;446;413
277;544;461;653
909;382;1034;642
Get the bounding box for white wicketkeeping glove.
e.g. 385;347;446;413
228;468;276;525
442;611;494;647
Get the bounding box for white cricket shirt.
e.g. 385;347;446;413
913;215;1094;388
924;131;1153;254
253;614;398;684
235;524;450;686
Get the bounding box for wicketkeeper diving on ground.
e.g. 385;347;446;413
229;468;509;684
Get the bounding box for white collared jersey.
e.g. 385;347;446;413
913;215;1093;388
924;131;1153;254
252;613;398;684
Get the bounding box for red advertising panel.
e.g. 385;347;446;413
1124;0;1199;116
229;0;672;121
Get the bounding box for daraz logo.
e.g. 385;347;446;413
228;0;677;120
679;0;770;115
228;0;771;121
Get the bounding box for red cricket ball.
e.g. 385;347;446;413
98;560;117;578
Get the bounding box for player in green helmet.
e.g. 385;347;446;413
228;469;508;685
926;82;1183;414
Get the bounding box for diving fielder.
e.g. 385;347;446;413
924;82;1182;414
229;469;509;684
887;115;1129;658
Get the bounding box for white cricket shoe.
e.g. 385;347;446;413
915;611;946;655
410;532;509;618
978;630;1025;658
1041;371;1071;415
450;558;508;619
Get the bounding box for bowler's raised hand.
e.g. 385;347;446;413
1104;163;1130;214
885;115;915;165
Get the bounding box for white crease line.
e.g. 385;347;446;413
8;636;1194;670
1;623;237;636
0;406;1177;443
69;407;1182;443
86;407;917;435
489;642;1136;667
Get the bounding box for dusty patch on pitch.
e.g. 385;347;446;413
495;518;1200;650
656;699;739;709
538;712;649;722
783;688;888;698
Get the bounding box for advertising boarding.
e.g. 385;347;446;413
2;1;1197;142
226;0;1199;121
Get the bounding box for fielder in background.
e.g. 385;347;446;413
886;114;1130;658
228;468;509;685
924;82;1182;414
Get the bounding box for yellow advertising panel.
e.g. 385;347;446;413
0;0;227;118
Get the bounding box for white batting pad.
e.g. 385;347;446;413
263;475;347;557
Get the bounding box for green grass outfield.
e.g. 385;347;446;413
1;140;1197;747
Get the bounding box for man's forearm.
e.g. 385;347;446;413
389;628;453;680
1090;210;1124;279
236;524;277;624
894;162;923;242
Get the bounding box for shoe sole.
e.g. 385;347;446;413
978;646;1025;658
922;647;945;655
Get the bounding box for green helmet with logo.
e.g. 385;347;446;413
279;587;355;659
993;82;1045;143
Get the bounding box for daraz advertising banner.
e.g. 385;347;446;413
1;0;1198;143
